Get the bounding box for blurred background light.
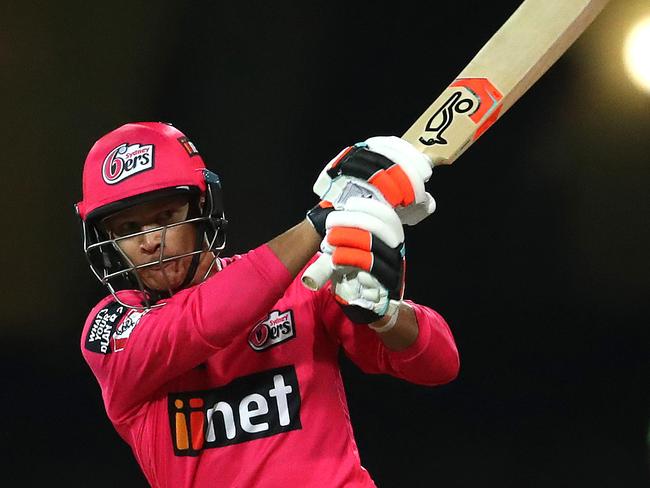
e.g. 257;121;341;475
624;16;650;92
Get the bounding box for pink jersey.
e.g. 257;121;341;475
81;244;459;487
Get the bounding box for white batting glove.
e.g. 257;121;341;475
313;136;436;225
365;136;436;225
303;197;406;323
331;270;402;324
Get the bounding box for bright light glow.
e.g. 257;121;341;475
624;17;650;93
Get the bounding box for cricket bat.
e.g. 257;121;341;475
302;0;610;291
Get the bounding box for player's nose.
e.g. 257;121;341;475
139;225;163;254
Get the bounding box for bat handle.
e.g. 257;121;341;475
301;253;333;291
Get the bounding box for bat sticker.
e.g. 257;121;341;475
418;91;477;146
418;78;503;146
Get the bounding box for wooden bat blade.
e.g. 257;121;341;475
401;0;610;167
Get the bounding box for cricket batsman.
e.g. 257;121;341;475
76;121;459;487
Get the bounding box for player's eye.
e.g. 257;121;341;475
112;221;142;238
156;209;175;225
156;203;190;226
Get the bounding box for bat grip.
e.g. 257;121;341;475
301;253;333;291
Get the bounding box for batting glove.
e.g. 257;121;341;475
319;197;405;323
330;270;402;325
313;136;436;226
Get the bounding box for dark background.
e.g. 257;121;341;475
1;0;648;486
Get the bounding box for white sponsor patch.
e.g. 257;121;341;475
248;310;296;352
102;142;154;184
112;309;149;352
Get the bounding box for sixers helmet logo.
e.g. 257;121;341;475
102;142;155;184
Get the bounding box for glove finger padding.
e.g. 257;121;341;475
322;198;406;323
365;136;435;226
313;136;435;225
364;136;432;193
327;196;403;240
313;142;420;207
301;197;405;292
326;227;404;300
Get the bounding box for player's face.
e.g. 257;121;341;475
102;195;198;291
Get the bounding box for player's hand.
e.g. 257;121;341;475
323;197;404;323
313;136;436;226
330;269;402;324
302;198;405;320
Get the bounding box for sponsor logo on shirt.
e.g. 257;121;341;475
112;309;148;352
168;365;302;456
85;303;147;354
248;309;296;352
85;302;128;354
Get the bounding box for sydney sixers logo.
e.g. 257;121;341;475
419;77;503;146
102;142;154;184
248;310;296;352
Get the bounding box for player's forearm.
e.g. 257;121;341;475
267;219;322;276
378;304;460;386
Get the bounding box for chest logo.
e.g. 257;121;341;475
248;309;296;352
169;365;302;456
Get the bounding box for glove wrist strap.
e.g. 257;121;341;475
368;300;401;333
306;202;334;238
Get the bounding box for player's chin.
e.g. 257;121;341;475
140;262;187;291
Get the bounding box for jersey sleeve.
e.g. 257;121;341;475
80;244;293;424
317;288;459;386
